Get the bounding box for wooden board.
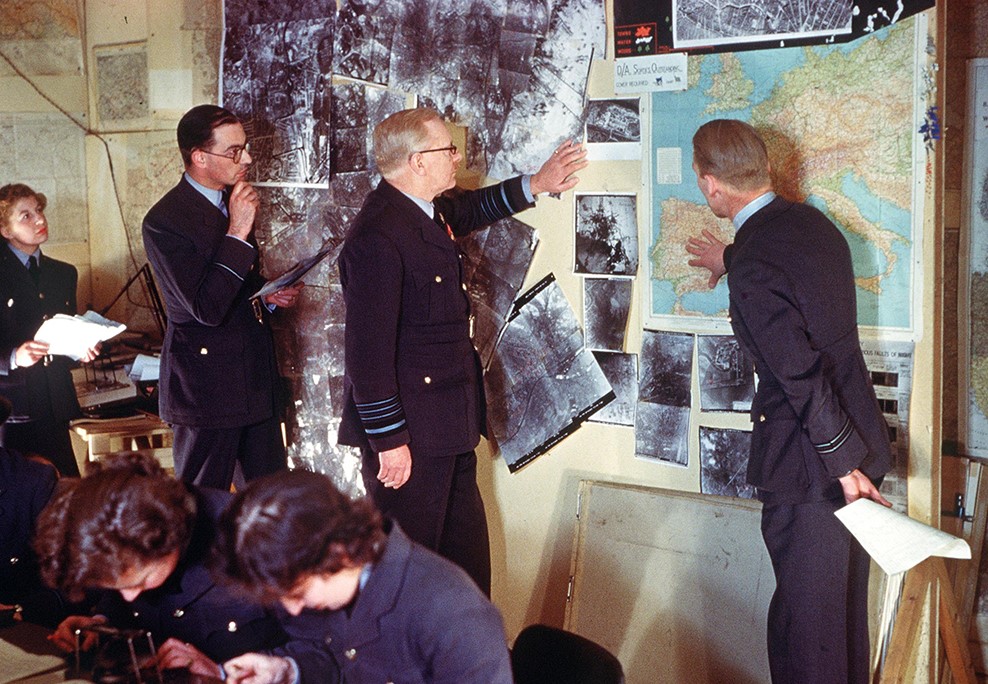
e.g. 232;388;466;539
565;481;774;684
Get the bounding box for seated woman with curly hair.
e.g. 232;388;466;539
33;452;285;678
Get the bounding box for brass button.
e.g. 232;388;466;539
133;611;140;618
6;299;12;307
200;347;208;355
434;275;442;283
38;293;45;299
227;621;238;632
759;414;766;422
173;609;184;618
461;284;467;291
324;636;333;645
423;376;431;384
9;557;19;565
345;648;357;660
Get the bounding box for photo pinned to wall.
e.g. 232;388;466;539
635;329;693;465
696;335;754;412
589;352;637;427
575;193;638;277
699;426;755;499
584;277;633;352
585;98;641;161
485;275;615;473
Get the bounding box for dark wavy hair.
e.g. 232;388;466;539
33;453;196;601
177;104;240;167
212;470;386;605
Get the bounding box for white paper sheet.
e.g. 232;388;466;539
834;498;971;575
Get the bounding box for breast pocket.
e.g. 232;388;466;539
408;263;464;323
165;327;249;418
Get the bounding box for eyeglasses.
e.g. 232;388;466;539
198;142;251;164
410;144;458;159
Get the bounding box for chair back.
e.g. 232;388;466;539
511;624;624;684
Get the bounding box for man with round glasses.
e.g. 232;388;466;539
142;104;302;490
339;107;587;594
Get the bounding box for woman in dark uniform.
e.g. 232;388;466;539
34;452;286;678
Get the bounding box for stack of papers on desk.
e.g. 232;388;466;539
35;311;126;361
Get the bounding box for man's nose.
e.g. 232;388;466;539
119;588;142;602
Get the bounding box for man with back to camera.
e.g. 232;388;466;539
685;119;892;683
143;104;303;490
338;107;588;596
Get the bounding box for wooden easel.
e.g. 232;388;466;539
877;461;988;683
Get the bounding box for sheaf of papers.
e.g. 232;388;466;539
835;498;971;576
34;311;126;361
127;354;160;383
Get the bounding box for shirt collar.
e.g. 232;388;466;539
733;191;776;230
6;242;40;267
184;172;226;212
398;189;437;220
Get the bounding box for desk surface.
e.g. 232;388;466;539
0;621;73;684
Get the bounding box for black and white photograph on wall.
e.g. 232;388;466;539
330;83;406;208
696;335;754;412
575;193;638;277
332;0;601;182
584;277;633;352
635;402;690;465
460;217;540;367
485;275;615;473
699;426;755;499
585;98;641;161
223;0;336;185
635;330;693;465
638;329;693;408
589;352;637;426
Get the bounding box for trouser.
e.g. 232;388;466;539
362;447;491;596
760;496;873;684
172;415;286;490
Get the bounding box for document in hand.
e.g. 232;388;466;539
834;498;971;575
34;310;126;361
251;240;341;300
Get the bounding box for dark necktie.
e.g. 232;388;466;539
28;255;39;286
220;189;230;217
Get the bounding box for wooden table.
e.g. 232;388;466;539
70;413;173;473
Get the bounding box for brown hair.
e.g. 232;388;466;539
213;469;386;605
692;119;771;192
0;184;47;234
373;108;442;177
33;453;196;601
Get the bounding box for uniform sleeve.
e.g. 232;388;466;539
143;213;257;327
417;594;514;684
339;230;409;452
436;176;535;237
731;256;867;478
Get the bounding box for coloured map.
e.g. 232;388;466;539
648;18;919;330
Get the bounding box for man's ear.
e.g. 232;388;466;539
407;153;427;177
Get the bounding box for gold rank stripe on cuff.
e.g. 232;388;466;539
813;418;853;454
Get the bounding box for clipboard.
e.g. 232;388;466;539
251;240;340;300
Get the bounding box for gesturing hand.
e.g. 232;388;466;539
685;229;728;289
530;140;589;196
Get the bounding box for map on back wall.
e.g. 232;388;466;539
647;17;923;332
